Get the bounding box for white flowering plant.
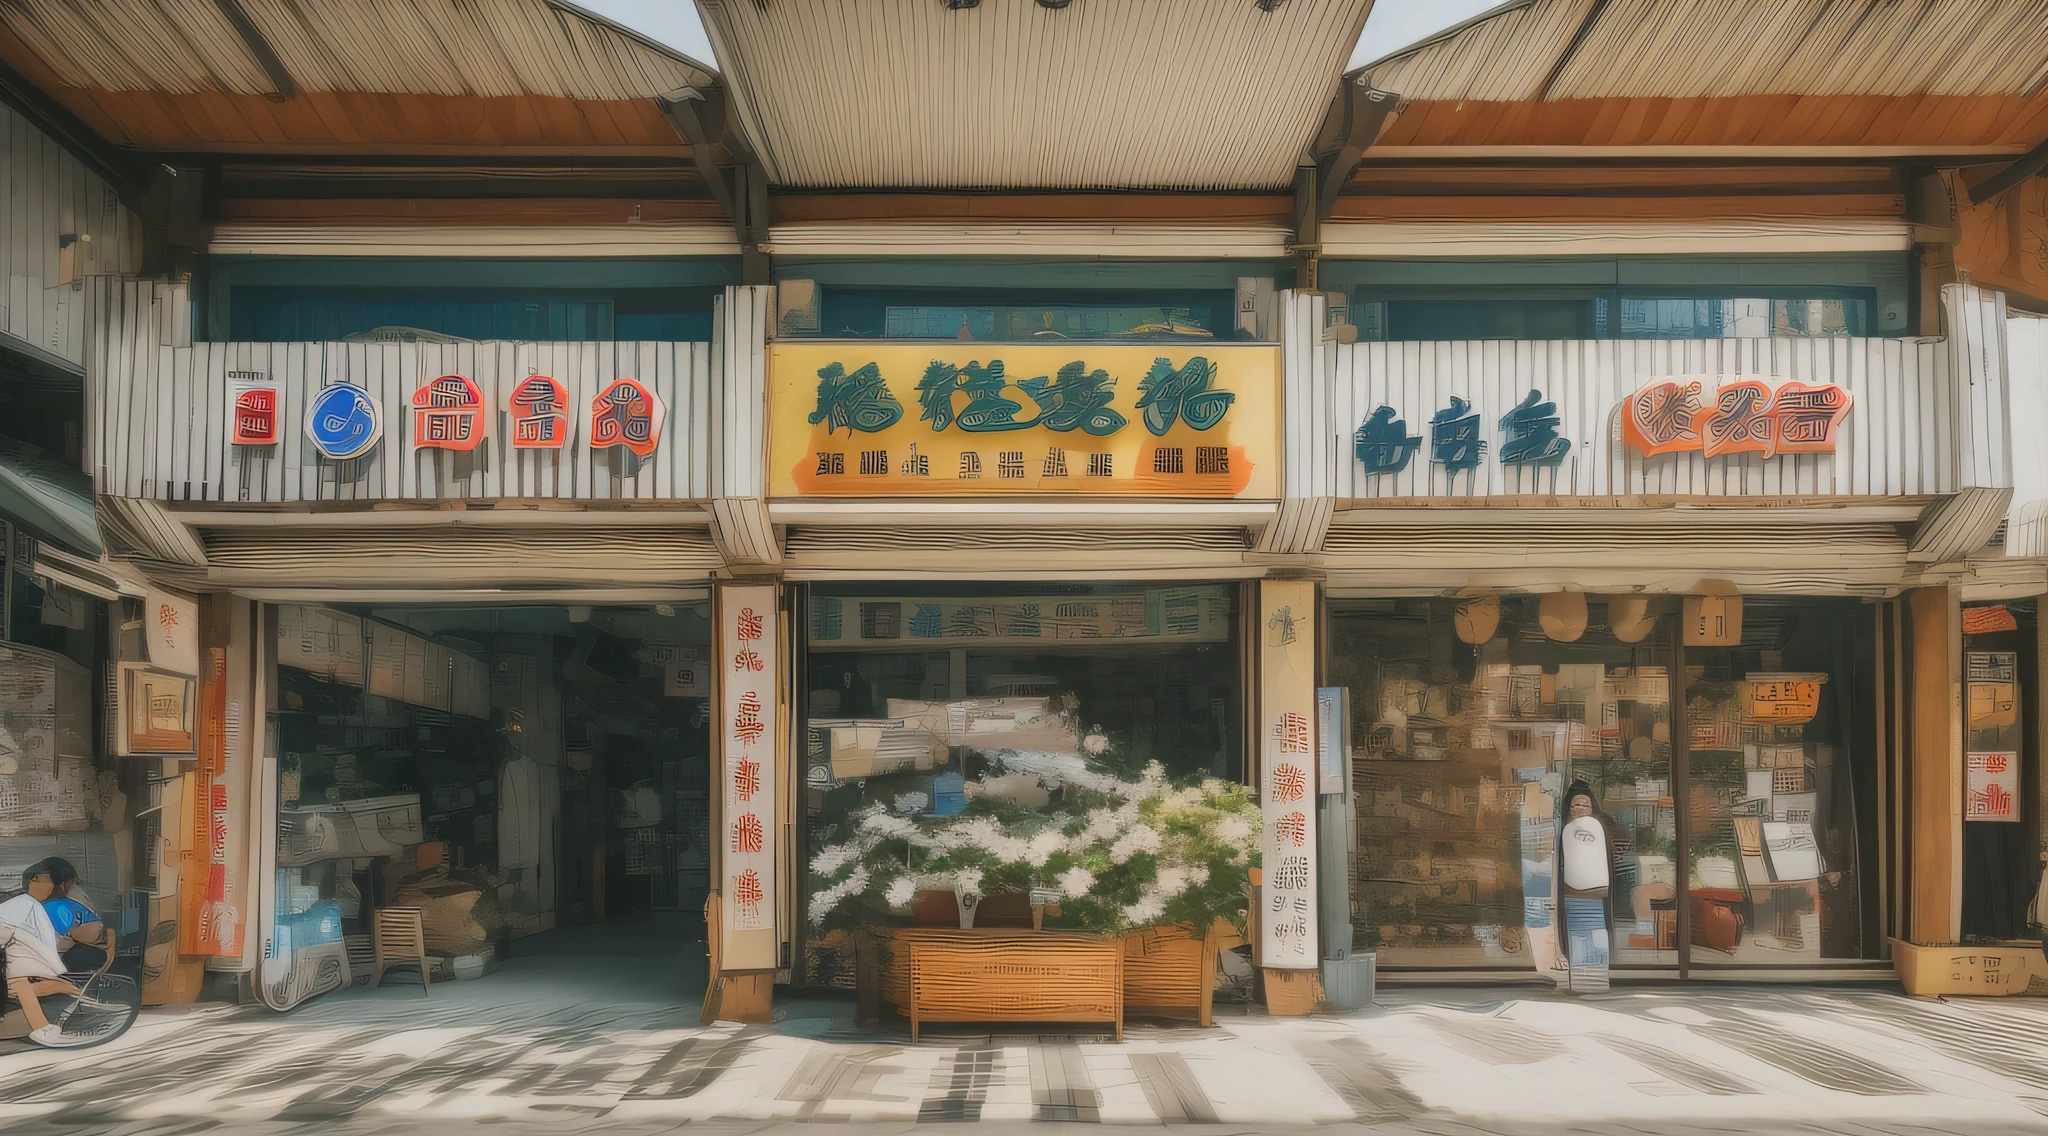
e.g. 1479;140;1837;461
806;744;1262;937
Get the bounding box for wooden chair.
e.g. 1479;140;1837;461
370;907;430;993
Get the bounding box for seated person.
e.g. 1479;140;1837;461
0;863;86;1047
33;858;111;973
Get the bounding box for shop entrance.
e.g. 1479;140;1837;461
265;602;712;1010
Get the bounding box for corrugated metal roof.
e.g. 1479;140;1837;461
1358;0;2048;102
1;0;713;100
700;0;1372;190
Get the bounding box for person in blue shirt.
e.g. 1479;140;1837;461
30;859;110;974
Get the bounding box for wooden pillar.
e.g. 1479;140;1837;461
1907;585;1963;945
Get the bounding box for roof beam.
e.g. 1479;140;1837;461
1534;0;1611;102
1315;81;1400;221
1967;134;2048;205
0;57;149;208
212;0;296;100
657;92;737;220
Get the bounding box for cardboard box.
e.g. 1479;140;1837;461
1890;938;2048;996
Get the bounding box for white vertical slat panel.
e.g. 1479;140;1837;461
714;284;773;501
505;342;532;499
1278;289;1308;498
1948;283;2013;491
106;282;137;496
690;339;712;499
394;343;419;500
168;339;195;499
643;340;669;500
540;341;569;500
199;325;223;500
410;345;438;501
480;341;505;501
2008;313;2048;534
1886;339;1909;496
225;343;255;503
653;341;678;499
585;340;616;500
81;276;104;485
0;106;140;369
1279;290;1332;500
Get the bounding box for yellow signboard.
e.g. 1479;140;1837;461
766;343;1280;497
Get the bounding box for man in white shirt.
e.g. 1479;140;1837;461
0;863;88;1047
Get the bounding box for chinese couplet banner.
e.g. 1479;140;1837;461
1259;580;1319;969
179;645;239;957
718;585;779;969
766;343;1280;498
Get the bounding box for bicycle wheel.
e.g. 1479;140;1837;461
47;973;140;1048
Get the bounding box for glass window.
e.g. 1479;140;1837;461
1682;598;1877;964
229;287;720;342
799;583;1246;985
1386;298;1595;341
1324;254;1909;342
794;288;1243;342
1329;596;1676;969
1606;296;1870;339
1960;600;2035;940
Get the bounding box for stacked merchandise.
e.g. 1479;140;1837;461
1685;670;1829;959
1351;645;1526;962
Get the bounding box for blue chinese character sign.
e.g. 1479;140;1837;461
1498;388;1572;466
1353;405;1421;474
1429;396;1485;472
305;383;382;461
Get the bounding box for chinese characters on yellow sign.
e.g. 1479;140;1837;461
767;344;1280;497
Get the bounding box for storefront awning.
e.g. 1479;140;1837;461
0;437;101;558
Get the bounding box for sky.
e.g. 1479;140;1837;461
577;0;1501;72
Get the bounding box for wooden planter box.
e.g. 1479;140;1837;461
1122;923;1218;1027
1889;938;2048;997
864;923;1217;1032
894;929;1123;1041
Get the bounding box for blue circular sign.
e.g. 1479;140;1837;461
305;384;382;460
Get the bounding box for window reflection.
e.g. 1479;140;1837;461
1328;597;1675;969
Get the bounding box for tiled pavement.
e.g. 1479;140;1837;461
7;961;2048;1135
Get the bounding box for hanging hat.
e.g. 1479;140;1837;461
1539;592;1588;642
1453;590;1500;644
1607;595;1665;643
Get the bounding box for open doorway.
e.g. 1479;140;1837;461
263;602;712;1011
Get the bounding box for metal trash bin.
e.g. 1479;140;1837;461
1320;952;1377;1012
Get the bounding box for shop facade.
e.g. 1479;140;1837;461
54;273;2048;1013
754;336;1306;1003
10;0;2048;1027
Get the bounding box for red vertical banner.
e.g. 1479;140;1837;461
179;646;236;956
718;585;779;970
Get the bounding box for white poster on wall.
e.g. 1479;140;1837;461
718;585;779;966
1967;751;2021;822
145;586;200;677
1259;580;1318;969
